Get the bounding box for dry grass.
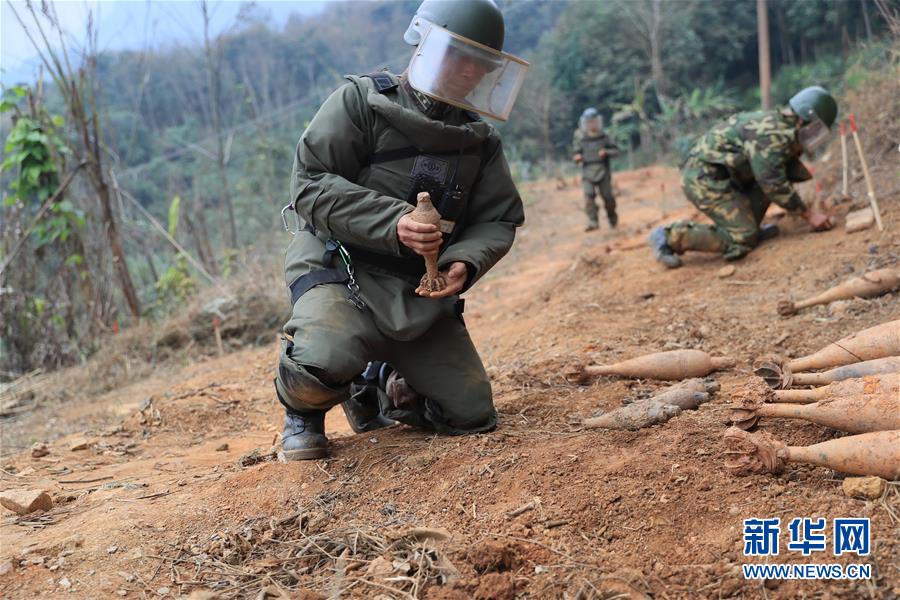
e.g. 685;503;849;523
154;493;459;599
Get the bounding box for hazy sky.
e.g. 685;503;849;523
1;1;330;85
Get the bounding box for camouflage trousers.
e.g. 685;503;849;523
275;283;495;435
665;157;769;260
582;173;617;227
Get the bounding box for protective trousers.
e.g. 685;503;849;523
665;157;769;260
582;173;616;227
274;283;496;435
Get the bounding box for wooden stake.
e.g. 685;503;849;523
212;317;224;356
839;120;848;196
848;114;884;231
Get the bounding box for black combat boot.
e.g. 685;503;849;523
281;409;328;461
648;226;682;268
759;223;780;242
607;210;618;228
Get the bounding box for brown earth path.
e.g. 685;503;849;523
1;165;898;599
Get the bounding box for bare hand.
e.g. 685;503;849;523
803;209;834;231
573;153;583;164
398;213;442;255
416;262;468;298
598;150;609;159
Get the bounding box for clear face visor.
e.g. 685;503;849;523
407;22;530;121
581;116;602;132
797;117;833;156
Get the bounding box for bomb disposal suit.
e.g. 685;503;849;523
275;0;529;460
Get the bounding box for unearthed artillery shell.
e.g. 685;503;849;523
774;372;899;403
583;401;682;431
757;356;900;389
723;427;900;480
777;268;900;316
651;390;710;410
572;350;735;382
754;320;900;388
411;192;446;293
789;356;900;387
736;393;900;434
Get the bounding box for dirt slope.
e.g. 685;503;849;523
1;160;898;599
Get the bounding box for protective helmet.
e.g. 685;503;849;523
403;0;529;121
789;86;838;155
788;86;838;128
581;107;599;120
404;0;504;51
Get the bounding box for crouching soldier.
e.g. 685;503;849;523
275;0;529;460
649;86;836;268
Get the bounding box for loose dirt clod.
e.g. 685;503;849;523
842;476;886;500
0;489;53;515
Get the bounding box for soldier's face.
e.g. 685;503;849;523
584;117;601;134
436;47;489;99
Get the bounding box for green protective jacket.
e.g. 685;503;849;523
285;72;524;341
687;109;810;212
572;128;619;183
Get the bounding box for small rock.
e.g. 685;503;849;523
15;467;35;477
842;476;885;500
156;587;170;596
0;560;13;576
116;591;128;597
0;489;53;515
58;577;71;589
70;438;91;451
717;265;736;278
107;546;118;554
366;556;394;579
215;443;229;452
31;442;50;458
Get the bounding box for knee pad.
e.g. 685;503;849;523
276;340;348;410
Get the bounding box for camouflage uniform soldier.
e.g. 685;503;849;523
274;0;530;460
649;87;836;268
572;108;619;231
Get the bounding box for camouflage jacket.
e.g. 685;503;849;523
572;128;619;182
688;110;808;212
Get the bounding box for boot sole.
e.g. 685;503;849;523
280;447;328;461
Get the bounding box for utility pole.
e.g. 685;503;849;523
757;0;772;109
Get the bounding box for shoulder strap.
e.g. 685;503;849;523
363;71;399;94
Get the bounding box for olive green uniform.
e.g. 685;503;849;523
275;72;524;434
664;110;810;260
572;128;619;228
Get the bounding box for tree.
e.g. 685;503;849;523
10;1;142;320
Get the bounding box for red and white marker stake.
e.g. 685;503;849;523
839;121;849;196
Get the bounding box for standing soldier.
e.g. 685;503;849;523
572;107;619;231
649;86;836;268
275;0;529;460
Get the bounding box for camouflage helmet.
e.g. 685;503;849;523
788;86;838;128
404;0;504;51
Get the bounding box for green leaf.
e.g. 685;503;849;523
64;254;83;267
33;297;46;317
167;195;181;238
